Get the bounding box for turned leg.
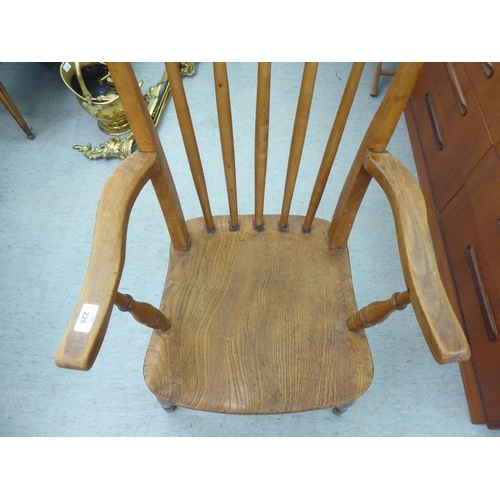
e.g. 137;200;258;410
369;63;397;98
332;400;356;416
370;62;383;97
157;396;177;413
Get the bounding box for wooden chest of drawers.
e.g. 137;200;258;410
405;62;500;429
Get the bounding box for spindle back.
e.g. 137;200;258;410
107;62;422;250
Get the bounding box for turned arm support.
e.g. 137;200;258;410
115;292;170;331
362;151;470;364
347;291;410;331
55;151;159;371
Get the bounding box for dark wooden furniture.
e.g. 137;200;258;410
0;81;34;139
55;63;470;417
0;62;34;139
405;62;500;429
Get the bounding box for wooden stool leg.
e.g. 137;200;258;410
0;82;35;139
332;400;356;416
370;62;383;97
157;397;177;413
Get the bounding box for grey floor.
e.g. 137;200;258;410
1;61;497;437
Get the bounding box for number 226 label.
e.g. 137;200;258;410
74;304;99;333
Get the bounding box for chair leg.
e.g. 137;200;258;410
157;396;177;413
332;400;356;416
0;82;35;139
370;62;383;97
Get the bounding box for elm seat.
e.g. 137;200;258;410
144;215;373;414
55;62;470;416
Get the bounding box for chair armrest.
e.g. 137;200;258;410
364;151;470;364
55;151;157;370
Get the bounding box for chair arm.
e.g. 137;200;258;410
363;151;470;364
55;151;157;370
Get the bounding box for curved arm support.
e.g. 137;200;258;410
55;151;157;370
363;151;470;364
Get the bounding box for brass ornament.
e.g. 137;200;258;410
61;62;196;160
61;62;135;136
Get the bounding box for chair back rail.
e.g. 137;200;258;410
254;62;272;228
108;62;189;250
303;62;365;232
213;62;239;229
279;62;318;229
328;62;424;249
165;62;215;231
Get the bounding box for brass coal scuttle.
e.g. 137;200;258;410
61;62;195;159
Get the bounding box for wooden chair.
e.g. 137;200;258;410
55;62;470;416
370;62;396;97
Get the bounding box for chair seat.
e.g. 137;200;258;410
143;215;374;414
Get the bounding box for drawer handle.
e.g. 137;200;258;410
481;63;494;79
466;244;498;341
445;63;468;116
425;92;444;151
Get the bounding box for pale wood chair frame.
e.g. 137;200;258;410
56;62;470;416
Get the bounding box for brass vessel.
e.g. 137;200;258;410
60;62;135;136
61;62;195;160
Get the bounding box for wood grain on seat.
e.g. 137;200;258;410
144;215;373;414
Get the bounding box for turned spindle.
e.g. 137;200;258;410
115;292;171;330
347;290;410;331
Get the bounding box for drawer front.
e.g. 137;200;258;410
409;63;492;211
410;64;463;210
464;62;500;146
440;148;500;425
